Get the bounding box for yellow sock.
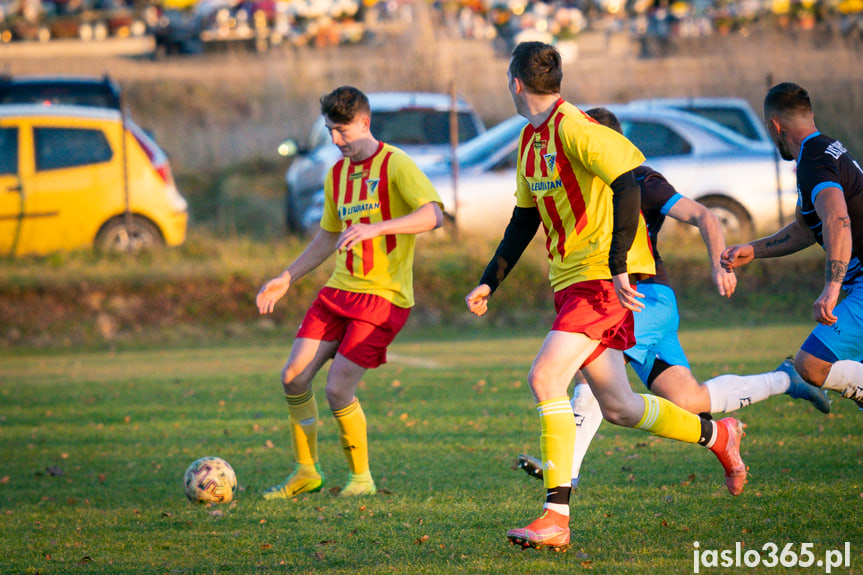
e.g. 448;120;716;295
537;397;576;490
333;398;369;475
286;390;319;466
633;394;701;444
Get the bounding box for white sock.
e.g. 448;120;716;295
570;382;603;484
704;371;788;413
822;360;863;400
544;502;570;517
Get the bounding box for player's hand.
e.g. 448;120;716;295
720;244;754;272
713;267;737;298
256;275;290;314
338;223;378;251
612;273;645;312
813;283;841;325
465;284;492;317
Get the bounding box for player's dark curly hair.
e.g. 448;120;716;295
585;107;623;134
764;82;812;118
509;42;562;95
320;86;371;125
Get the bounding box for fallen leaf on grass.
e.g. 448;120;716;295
415;535;429;544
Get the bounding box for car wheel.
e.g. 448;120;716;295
95;216;164;253
698;196;754;241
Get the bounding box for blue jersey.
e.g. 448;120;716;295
796;132;863;286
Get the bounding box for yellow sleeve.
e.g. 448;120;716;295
320;171;341;233
564;119;645;185
391;150;443;210
515;127;537;208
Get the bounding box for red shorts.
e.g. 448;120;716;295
552;279;635;361
296;287;411;369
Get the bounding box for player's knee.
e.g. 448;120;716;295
794;354;829;387
281;364;311;394
600;407;628;426
324;383;352;411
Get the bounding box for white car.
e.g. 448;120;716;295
279;91;485;232
423;104;796;240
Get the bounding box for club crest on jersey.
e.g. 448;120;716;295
366;178;380;197
543;153;557;172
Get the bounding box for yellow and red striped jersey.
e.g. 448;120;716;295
320;142;442;308
515;99;655;291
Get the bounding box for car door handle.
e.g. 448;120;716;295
5;183;22;193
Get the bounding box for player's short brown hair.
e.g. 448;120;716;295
509;42;562;95
320;86;371;125
585;107;623;135
764;82;812;119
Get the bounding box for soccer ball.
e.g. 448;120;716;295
183;456;238;504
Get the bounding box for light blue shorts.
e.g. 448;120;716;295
803;276;863;363
624;282;690;388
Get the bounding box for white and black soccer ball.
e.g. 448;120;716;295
183;456;238;504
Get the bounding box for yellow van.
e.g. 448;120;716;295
0;104;188;256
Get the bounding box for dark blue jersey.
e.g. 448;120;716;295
635;165;681;287
797;132;863;285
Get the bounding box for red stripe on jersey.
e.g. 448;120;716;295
377;152;397;254
543;195;567;257
537;126;549;178
522;126;536;178
332;160;345;207
359;216;374;275
345;221;355;275
553;114;588;235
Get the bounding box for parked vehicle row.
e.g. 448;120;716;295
280;91;486;232
0;74;187;256
297;97;796;242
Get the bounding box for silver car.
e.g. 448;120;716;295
424;104;796;240
279;91;485;232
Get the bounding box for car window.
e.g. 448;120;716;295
34;127;114;171
0;85;120;108
677;107;761;142
456;116;525;169
622;120;692;157
372;111;480;146
0;128;17;175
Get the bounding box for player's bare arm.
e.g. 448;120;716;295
256;229;341;314
812;186;852;325
722;212;816;272
666;196;736;297
337;202;443;251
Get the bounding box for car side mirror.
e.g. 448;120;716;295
277;139;299;158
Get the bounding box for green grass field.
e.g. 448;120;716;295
2;323;861;575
